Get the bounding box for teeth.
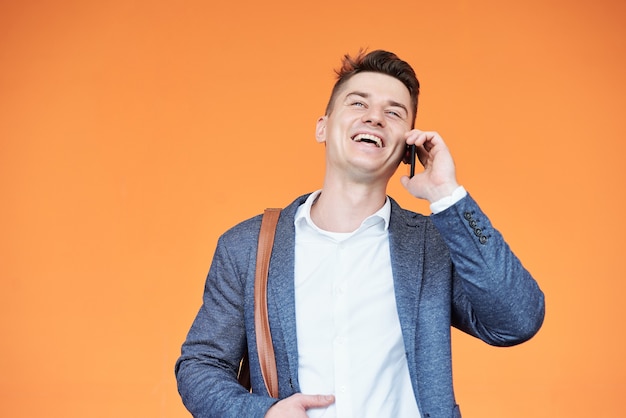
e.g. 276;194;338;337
353;133;383;148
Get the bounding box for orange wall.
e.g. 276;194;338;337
1;1;625;416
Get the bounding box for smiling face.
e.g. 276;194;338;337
316;71;414;184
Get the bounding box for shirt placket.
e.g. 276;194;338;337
333;239;353;417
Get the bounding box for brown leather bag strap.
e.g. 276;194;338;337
254;208;281;398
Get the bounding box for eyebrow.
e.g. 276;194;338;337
346;91;409;115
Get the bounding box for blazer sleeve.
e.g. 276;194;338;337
429;193;545;346
174;228;277;417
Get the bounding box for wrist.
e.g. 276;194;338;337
430;185;466;214
426;182;460;204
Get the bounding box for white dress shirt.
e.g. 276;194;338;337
293;191;421;417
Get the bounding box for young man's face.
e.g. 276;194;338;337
316;72;414;183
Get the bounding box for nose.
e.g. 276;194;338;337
362;106;385;127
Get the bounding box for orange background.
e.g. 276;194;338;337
2;0;625;417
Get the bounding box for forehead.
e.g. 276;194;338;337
339;72;411;105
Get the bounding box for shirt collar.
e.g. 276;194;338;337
294;190;391;233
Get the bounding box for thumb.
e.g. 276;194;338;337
400;175;410;189
299;394;335;409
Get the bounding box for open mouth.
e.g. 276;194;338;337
352;133;384;148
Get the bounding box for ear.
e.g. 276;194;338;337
315;116;327;144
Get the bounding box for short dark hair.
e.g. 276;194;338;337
324;50;420;125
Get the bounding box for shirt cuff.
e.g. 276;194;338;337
429;186;467;214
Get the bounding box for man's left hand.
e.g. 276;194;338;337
400;129;459;203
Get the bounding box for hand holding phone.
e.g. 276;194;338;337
402;130;460;203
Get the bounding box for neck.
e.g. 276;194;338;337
310;180;388;233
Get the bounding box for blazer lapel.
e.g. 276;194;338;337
388;199;426;378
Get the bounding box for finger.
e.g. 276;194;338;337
423;136;434;153
415;143;430;166
404;129;423;145
406;131;444;156
422;132;449;157
414;133;435;151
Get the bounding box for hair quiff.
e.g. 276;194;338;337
324;49;420;125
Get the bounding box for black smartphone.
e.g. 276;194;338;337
409;144;416;178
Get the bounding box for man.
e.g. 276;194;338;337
175;50;545;418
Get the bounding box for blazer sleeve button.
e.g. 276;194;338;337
479;235;488;244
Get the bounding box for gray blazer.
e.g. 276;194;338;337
176;193;545;418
